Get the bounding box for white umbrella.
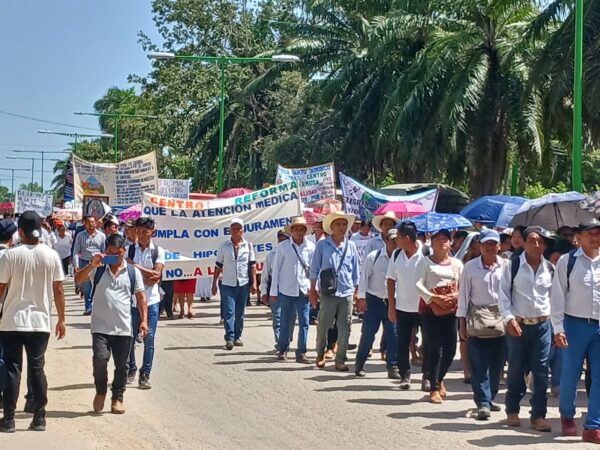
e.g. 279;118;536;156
509;191;595;230
579;191;600;215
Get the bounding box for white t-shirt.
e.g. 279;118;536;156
0;244;64;332
54;233;73;260
128;242;166;306
386;245;424;313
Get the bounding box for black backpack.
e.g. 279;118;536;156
510;254;554;290
128;244;159;266
91;264;137;301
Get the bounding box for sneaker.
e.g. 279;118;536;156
347;344;358;351
421;377;430;392
0;418;15;433
399;375;411;390
126;371;136;385
224;341;234;350
355;366;366;377
28;418;46;432
530;417;552;432
430;391;443;404
233;339;244;347
277;351;287;361
387;366;401;380
490;402;502;412
561;416;578;436
476;407;491;421
111;400;125;414
83;310;92;316
138;373;152;390
93;394;106;413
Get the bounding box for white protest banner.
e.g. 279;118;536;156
339;172;438;219
275;163;335;205
142;182;302;280
159;178;190;199
15;190;54;217
72;151;159;208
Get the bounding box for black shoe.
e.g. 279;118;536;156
24;399;35;414
83;310;92;316
347;344;358;351
463;377;471;384
138;373;152;390
233;339;244;347
490;402;502;412
0;418;15;433
126;371;136;385
399;375;411;390
225;340;234;350
355;368;366;377
387;366;402;380
277;351;287;361
29;418;46;431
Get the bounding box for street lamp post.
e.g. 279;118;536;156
37;130;114;153
572;0;584;192
148;51;300;192
6;156;61;191
74;113;157;162
0;168;30;194
12;150;70;192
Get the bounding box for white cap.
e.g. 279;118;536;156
231;218;244;227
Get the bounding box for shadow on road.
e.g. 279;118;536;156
49;383;95;391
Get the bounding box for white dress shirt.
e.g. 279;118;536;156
550;248;600;334
129;241;166;306
498;252;553;323
358;247;391;300
456;256;506;318
259;249;276;297
270;238;315;297
386;244;424;313
365;235;385;255
215;238;256;288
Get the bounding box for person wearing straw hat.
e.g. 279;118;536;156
260;229;291;350
366;211;400;256
270;217;315;363
551;218;600;442
309;212;359;371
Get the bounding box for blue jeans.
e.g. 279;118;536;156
270;299;282;344
549;344;563;388
506;320;551;418
468;336;505;408
129;303;160;377
277;293;308;355
356;294;398;369
221;284;250;342
560;315;600;430
79;259;93;312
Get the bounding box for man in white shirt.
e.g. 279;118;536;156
457;229;507;421
551;218;600;443
0;219;16;409
270;217;315;363
53;220;73;276
211;218;257;350
75;233;148;415
260;230;290;349
498;226;554;432
387;221;426;390
355;228;399;379
126;217;165;390
0;211;66;433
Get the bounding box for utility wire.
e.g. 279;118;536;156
0;109;101;131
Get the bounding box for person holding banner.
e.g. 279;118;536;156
73;216;106;315
212;218;257;351
270;218;315;363
310;212;359;371
126;217;165;390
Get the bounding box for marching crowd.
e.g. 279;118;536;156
0;207;598;445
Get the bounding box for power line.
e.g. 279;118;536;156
0;109;101;131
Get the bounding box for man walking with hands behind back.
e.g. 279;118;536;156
0;211;66;433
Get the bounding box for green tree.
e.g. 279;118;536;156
18;182;44;193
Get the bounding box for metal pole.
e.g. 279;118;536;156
114;115;119;162
10;169;14;195
30;159;34;186
41;151;45;192
572;0;584;192
217;62;226;192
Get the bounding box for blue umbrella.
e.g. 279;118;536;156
460;195;526;226
400;212;472;233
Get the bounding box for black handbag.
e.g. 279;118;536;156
320;240;348;296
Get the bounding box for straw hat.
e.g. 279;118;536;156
285;216;313;235
372;211;400;232
323;211;356;235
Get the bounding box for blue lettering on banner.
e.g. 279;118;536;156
254;243;273;253
155;229;190;239
193;228;219;238
165;251;181;260
166;268;184;278
144;206;167;216
193;250;218;259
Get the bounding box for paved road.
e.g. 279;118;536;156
0;280;594;449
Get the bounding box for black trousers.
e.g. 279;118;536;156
160;280;175;318
396;311;424;378
92;333;132;402
61;256;71;277
0;331;49;422
421;313;457;392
